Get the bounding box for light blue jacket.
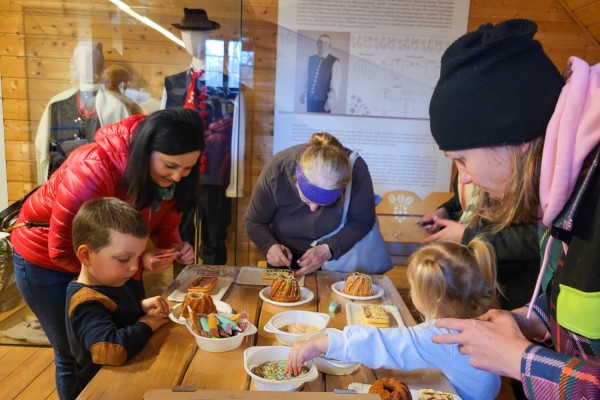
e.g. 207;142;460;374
326;321;500;400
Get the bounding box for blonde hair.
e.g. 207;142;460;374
298;132;350;189
467;137;543;232
407;238;500;322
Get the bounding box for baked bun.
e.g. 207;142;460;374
369;378;412;400
269;277;301;303
181;292;217;318
188;276;218;293
343;272;372;296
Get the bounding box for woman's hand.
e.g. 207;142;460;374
432;309;531;379
296;244;330;276
418;208;449;233
266;244;293;267
285;335;329;376
142;248;180;273
511;306;550;341
141;295;169;315
421;218;466;243
175;242;195;265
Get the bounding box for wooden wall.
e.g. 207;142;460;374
1;0;599;267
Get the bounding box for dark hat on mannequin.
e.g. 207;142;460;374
429;19;564;151
172;8;220;31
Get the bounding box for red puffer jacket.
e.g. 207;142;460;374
11;114;183;278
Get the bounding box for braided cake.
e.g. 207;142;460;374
269;277;301;303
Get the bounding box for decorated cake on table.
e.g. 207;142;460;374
269;276;301;303
369;377;412;400
343;272;372;296
181;291;217;318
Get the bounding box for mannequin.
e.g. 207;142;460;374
34;41;133;183
162;9;245;265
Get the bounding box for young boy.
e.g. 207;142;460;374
65;197;169;398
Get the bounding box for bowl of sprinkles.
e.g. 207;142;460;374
244;346;319;391
263;310;330;346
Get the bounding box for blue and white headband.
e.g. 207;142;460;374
295;164;342;205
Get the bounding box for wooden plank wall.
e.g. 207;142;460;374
1;0;599;267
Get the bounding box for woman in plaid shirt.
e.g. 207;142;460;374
427;19;600;399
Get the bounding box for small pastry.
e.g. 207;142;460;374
343;272;372;296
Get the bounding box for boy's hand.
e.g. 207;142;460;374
285;335;329;376
141;295;169;314
139;309;169;332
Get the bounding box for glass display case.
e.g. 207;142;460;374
0;0;263;345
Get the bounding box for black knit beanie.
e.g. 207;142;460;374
429;19;564;151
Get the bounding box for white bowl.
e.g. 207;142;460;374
244;346;319;391
185;314;257;352
312;329;360;375
263;311;330;346
313;356;360;375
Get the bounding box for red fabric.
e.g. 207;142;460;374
11;114;183;276
184;69;208;118
199;118;233;186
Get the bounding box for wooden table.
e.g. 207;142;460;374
77;266;456;399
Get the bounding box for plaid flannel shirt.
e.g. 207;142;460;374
521;294;600;399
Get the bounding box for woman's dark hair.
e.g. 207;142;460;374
123;108;204;212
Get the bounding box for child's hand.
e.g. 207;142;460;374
139;309;169;332
142;248;180;273
285;335;329;376
141;296;169;315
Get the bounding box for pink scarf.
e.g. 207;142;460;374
528;57;600;317
539;57;600;227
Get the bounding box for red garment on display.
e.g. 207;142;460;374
184;69;208;121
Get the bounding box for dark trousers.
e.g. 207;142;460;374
180;186;231;265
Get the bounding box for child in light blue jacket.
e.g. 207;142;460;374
286;238;501;400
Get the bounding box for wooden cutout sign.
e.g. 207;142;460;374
376;190;453;247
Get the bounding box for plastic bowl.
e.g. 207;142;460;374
312;329;360;375
244;346;319;391
313;356;360;375
263;310;330;346
185;314;257;352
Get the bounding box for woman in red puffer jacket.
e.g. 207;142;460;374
11;108;204;400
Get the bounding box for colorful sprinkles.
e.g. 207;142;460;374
251;360;309;380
